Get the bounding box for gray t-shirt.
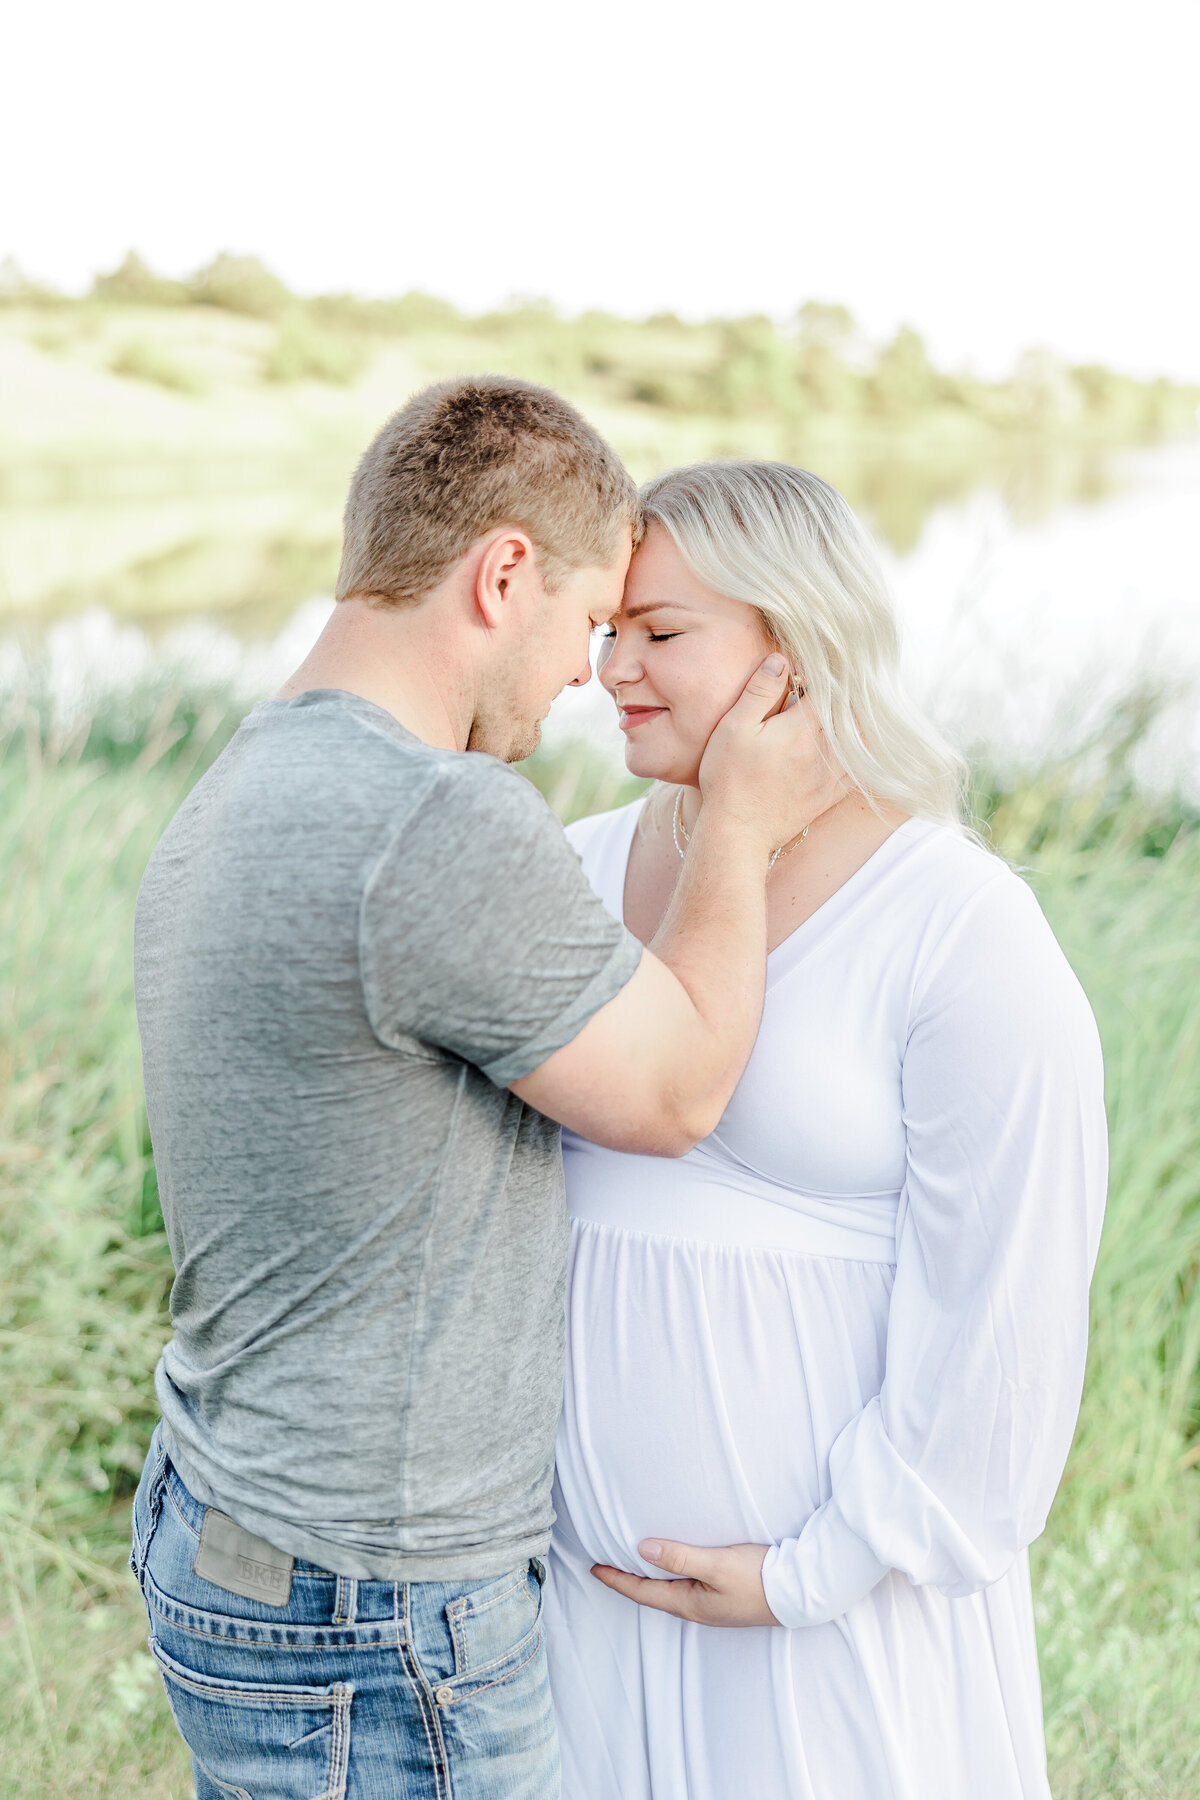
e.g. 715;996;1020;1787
134;689;641;1580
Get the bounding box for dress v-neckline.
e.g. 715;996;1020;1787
607;798;934;987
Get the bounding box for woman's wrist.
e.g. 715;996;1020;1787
686;791;779;867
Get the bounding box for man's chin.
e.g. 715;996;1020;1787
506;721;542;764
466;718;542;763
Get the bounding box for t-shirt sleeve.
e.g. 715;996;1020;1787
359;757;643;1087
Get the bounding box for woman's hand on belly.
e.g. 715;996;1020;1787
591;1537;780;1627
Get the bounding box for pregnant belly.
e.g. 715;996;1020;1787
554;1218;893;1573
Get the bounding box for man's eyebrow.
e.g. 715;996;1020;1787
620;598;704;621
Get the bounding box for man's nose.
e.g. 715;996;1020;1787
569;653;593;688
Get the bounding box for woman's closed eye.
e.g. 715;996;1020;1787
594;625;681;643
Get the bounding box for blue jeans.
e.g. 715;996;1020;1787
130;1429;560;1800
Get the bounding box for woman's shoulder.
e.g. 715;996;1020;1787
903;823;1091;1017
900;819;1029;921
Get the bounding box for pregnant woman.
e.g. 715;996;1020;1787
543;462;1107;1799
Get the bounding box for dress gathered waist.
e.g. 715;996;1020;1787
562;1135;900;1264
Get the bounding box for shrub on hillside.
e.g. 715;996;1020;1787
189;252;292;318
0;253;67;308
109;338;206;395
370;290;461;333
307;289;462;338
93;252;188;307
262;309;367;385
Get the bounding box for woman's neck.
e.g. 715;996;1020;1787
676;781;862;856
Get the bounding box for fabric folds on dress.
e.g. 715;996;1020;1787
546;801;1107;1800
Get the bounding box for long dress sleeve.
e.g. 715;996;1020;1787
760;867;1108;1629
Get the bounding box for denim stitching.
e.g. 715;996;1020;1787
147;1612;393;1652
464;1572;526;1614
145;1583;395;1650
312;1686;353;1800
395;1584;449;1800
148;1642;344;1708
149;1639;352;1800
444;1573;541;1682
447;1616;542;1685
148;1643;255;1800
332;1577;358;1626
450;1627;543;1703
445;1570;526;1676
451;1571;524;1619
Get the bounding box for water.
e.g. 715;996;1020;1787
3;436;1197;782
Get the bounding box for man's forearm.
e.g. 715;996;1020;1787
648;805;771;1138
509;658;833;1153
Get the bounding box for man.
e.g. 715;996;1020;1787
130;375;833;1800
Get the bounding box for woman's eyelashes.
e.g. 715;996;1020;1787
593;625;681;643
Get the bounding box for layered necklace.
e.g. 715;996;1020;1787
671;786;809;870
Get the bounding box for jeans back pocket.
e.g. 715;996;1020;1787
149;1638;352;1800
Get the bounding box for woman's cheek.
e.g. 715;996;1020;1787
702;660;764;728
675;694;733;754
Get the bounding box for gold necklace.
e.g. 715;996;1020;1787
672;786;809;869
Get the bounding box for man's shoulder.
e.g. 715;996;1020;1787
139;693;445;895
220;692;537;827
265;691;552;817
243;689;434;779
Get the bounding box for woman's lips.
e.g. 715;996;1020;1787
618;706;667;732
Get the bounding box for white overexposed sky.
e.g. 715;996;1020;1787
3;0;1198;380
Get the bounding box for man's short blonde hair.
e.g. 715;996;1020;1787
335;374;641;605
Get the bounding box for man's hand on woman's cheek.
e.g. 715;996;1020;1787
591;1538;780;1627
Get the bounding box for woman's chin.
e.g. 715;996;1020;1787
624;745;699;787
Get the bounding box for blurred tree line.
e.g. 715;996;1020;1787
2;247;1196;437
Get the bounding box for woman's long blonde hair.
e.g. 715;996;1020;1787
641;460;971;834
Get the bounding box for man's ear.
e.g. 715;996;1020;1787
474;530;537;630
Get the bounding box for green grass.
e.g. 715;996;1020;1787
1;705;1198;1798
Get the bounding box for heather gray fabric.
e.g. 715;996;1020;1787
133;689;642;1580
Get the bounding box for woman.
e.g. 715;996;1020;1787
542;462;1107;1800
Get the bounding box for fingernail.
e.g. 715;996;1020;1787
641;1541;663;1563
764;654;786;677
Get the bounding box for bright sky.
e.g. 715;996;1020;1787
5;0;1198;380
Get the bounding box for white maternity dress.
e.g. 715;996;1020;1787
544;803;1107;1800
